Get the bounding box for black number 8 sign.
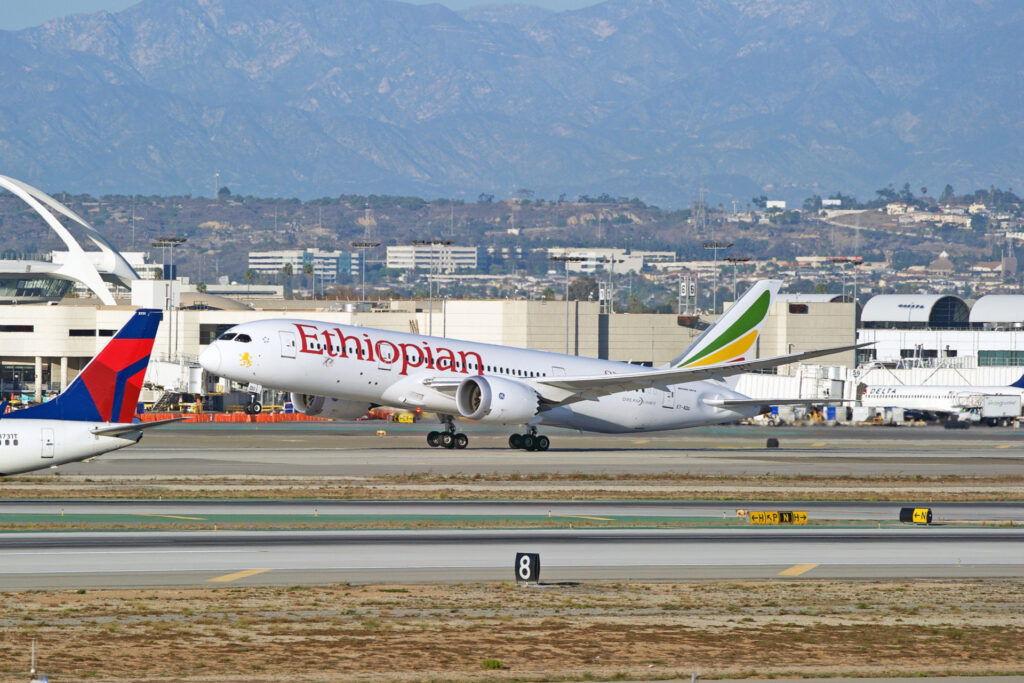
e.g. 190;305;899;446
515;552;540;583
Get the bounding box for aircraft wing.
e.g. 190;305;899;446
91;417;187;437
703;398;850;407
534;342;870;404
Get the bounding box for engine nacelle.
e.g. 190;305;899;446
455;376;541;424
290;393;373;420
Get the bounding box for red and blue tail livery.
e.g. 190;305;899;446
8;309;162;423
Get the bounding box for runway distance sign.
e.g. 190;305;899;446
515;552;541;583
749;510;808;525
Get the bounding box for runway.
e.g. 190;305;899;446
2;526;1022;589
30;422;1024;478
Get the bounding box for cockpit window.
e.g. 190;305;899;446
217;333;237;341
234;334;252;343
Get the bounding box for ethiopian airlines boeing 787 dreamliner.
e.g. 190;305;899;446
198;280;860;450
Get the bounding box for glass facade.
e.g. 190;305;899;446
979;350;1024;367
0;277;72;301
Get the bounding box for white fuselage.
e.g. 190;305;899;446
0;419;141;476
202;319;761;433
861;385;1024;416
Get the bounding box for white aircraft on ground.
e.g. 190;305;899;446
0;309;180;476
198;280;861;450
861;376;1024;424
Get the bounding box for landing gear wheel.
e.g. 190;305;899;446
427;431;441;447
509;434;522;449
440;432;455;449
521;434;536;451
535;435;550;451
454;433;469;449
250;402;262;415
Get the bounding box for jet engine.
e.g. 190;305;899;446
455;376;541;424
290;393;373;420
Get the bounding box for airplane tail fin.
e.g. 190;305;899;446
668;279;781;370
8;309;162;423
1011;374;1024;389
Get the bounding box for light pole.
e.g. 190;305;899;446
351;241;380;303
724;256;750;301
412;239;452;336
599;256;625;314
549;255;587;354
702;240;732;314
151;236;186;361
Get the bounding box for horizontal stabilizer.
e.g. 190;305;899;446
91;417;186;437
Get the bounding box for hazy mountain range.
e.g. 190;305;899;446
0;0;1021;206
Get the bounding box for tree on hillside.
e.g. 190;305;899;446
302;262;314;296
567;276;598;301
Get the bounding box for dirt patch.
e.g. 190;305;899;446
3;580;1023;681
4;472;1024;501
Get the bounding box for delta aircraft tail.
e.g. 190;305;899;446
7;309;162;423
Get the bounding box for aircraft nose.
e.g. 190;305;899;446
199;344;221;374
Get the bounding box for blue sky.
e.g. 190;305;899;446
1;0;600;31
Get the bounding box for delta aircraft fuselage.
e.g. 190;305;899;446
201;320;759;433
0;420;144;476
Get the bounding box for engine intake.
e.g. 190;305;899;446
455;376;541;424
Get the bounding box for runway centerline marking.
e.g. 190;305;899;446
208;568;271;583
778;563;819;576
135;514;206;521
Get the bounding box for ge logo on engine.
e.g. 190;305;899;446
499;392;506;399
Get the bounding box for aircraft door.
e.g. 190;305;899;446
280;331;297;358
662;389;675;408
41;428;55;459
377;342;395;370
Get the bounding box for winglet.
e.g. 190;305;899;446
1010;373;1024;389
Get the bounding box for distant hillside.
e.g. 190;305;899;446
0;0;1021;205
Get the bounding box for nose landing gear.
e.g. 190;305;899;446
427;415;468;449
242;384;263;415
509;428;549;451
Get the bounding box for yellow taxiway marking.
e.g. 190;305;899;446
778;563;819;576
135;513;206;521
997;444;1012;449
633;439;650;445
208;569;271;583
551;515;615;521
810;442;827;448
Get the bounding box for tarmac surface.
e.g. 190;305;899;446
32;421;1024;477
2;525;1023;589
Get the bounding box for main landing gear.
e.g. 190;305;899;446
509;428;550;451
427;415;468;449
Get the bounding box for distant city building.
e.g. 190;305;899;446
631;250;677;264
386;245;478;272
547;248;643;274
247;249;360;283
821;198;842;208
766;200;787;210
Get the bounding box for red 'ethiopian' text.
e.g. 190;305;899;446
293;323;483;376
